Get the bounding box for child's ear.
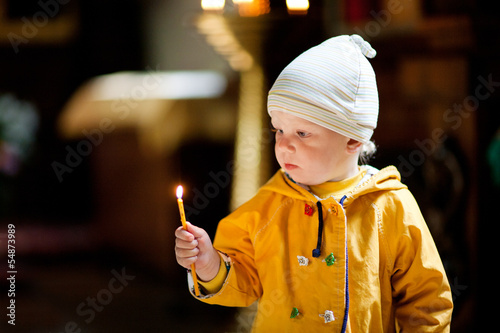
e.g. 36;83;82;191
346;139;363;154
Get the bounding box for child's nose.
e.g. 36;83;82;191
277;136;295;153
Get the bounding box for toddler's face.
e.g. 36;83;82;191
271;111;357;185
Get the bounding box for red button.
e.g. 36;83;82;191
304;203;314;216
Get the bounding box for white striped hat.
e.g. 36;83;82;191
268;34;378;143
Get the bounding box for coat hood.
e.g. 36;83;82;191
260;165;406;205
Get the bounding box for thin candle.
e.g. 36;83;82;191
176;185;200;296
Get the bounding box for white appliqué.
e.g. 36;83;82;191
297;256;309;266
319;310;335;323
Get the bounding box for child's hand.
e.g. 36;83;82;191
175;222;221;282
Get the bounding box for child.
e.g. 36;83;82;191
175;35;453;332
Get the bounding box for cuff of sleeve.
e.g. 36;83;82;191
198;253;227;294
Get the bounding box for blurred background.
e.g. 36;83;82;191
0;0;498;332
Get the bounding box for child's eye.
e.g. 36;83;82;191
271;128;283;134
297;131;309;138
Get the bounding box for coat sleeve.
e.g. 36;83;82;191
190;209;263;307
389;189;453;332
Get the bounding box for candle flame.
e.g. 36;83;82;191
176;185;183;199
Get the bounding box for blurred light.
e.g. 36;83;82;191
231;65;265;210
92;71;227;101
201;0;225;12
228;52;254;71
196;15;255;71
286;0;309;15
236;0;270;17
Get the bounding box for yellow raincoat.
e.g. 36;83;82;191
189;166;453;332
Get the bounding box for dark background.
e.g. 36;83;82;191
1;0;498;331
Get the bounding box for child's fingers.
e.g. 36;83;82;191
175;235;198;250
175;225;195;242
174;222;215;271
175;223;200;268
175;246;199;268
175;246;199;259
176;255;197;269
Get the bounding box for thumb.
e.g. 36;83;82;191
186;222;214;254
186;222;207;239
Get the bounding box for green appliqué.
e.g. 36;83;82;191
290;307;299;318
325;253;336;266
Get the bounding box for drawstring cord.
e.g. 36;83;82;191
312;201;323;258
312;196;346;258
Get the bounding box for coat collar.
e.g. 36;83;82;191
260;165;406;207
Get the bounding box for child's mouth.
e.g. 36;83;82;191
284;163;298;170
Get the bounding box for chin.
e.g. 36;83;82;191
289;172;330;186
284;171;312;185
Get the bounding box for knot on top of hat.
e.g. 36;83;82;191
349;34;376;59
